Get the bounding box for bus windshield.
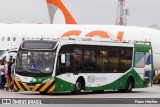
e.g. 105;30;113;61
15;51;55;77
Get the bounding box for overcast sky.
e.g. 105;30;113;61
0;0;160;27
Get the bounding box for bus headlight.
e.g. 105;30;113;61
42;78;53;84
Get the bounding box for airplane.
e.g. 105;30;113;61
0;0;78;59
0;0;159;83
0;24;160;70
0;0;97;58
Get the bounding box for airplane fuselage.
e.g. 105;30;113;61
0;24;160;70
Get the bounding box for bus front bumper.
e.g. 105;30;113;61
13;78;55;93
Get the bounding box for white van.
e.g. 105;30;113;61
0;49;17;62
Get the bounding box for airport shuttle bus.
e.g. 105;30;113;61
14;38;153;94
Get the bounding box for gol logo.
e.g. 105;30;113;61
61;30;124;41
47;0;124;41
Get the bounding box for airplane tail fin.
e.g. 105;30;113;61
46;0;77;24
47;1;58;24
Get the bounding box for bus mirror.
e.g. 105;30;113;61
61;54;65;64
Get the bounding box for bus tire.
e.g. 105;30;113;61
125;77;133;92
118;77;134;93
74;80;82;95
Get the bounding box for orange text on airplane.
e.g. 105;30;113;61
61;30;124;41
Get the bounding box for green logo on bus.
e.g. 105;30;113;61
87;75;96;83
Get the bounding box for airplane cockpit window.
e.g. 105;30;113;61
7;37;10;41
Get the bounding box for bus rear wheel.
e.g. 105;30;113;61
125;78;133;92
118;77;133;93
74;81;82;95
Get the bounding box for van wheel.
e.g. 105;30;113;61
74;80;82;95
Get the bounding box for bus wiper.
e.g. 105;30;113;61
16;69;44;74
16;70;30;74
32;69;44;74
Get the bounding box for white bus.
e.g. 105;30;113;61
14;38;153;94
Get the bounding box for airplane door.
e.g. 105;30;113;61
11;36;18;46
141;34;151;41
7;37;11;48
20;36;26;44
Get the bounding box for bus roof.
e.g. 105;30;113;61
21;38;152;49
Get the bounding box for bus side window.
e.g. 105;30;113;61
65;53;71;67
119;50;132;73
56;53;73;75
73;49;83;72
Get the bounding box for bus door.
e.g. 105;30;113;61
56;53;73;75
134;50;152;86
144;50;152;86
